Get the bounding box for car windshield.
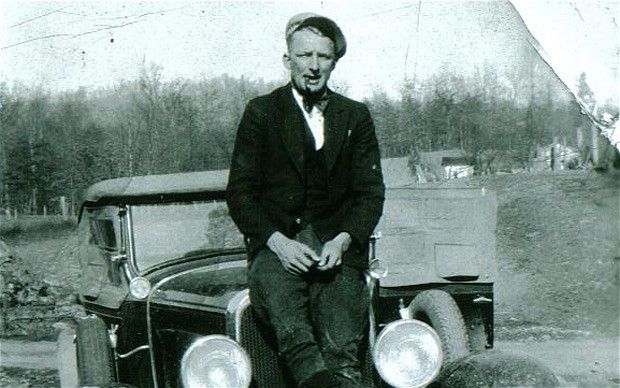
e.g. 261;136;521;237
130;200;244;271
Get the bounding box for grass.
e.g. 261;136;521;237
477;170;620;337
0;216;77;240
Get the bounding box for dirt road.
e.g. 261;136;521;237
495;338;619;387
1;336;618;387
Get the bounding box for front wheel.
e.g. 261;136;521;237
409;290;470;364
75;315;115;386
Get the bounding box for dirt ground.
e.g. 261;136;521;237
0;336;617;387
495;338;619;387
1;169;618;386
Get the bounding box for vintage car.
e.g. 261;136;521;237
72;169;496;387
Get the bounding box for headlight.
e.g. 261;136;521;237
129;277;151;299
373;319;442;388
181;335;251;388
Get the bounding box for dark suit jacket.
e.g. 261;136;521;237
226;84;385;268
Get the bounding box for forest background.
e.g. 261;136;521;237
2;1;618;216
0;61;605;216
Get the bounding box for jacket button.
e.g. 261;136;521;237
295;218;301;225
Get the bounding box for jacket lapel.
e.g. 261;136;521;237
276;85;305;178
323;94;347;173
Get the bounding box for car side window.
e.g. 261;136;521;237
81;206;123;286
89;218;117;251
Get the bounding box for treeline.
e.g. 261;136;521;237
368;71;587;172
0;64;588;215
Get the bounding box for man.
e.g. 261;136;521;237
227;13;385;388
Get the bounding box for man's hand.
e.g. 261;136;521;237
267;232;319;274
317;232;352;271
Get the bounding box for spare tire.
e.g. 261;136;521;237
75;315;115;386
409;290;470;363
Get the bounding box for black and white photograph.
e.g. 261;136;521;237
0;1;618;387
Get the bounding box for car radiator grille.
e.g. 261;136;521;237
231;291;376;387
237;302;290;387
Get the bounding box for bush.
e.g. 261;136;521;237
1;253;83;339
1;257;58;308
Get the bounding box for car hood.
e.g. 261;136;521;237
150;259;248;311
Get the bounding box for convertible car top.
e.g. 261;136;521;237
81;169;230;208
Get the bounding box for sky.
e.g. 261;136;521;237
512;0;619;108
0;0;618;106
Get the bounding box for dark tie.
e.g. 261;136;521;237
302;93;330;113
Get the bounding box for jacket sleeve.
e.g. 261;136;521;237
226;100;278;249
338;104;385;247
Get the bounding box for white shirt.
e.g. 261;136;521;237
291;88;325;150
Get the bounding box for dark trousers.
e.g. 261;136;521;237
247;226;369;387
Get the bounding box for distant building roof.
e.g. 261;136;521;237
419;149;466;166
442;156;470;166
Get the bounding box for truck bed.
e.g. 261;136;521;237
375;185;497;288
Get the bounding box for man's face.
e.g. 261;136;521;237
284;28;337;96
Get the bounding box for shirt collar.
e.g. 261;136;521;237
291;86;330;114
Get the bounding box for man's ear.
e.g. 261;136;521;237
282;53;291;70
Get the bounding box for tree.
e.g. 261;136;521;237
365;89;400;158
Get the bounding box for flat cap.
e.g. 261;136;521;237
285;12;347;59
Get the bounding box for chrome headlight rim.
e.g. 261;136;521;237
129;276;151;299
373;318;443;388
181;334;252;388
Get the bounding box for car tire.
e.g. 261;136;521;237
409;290;470;364
462;305;488;353
76;315;115;386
